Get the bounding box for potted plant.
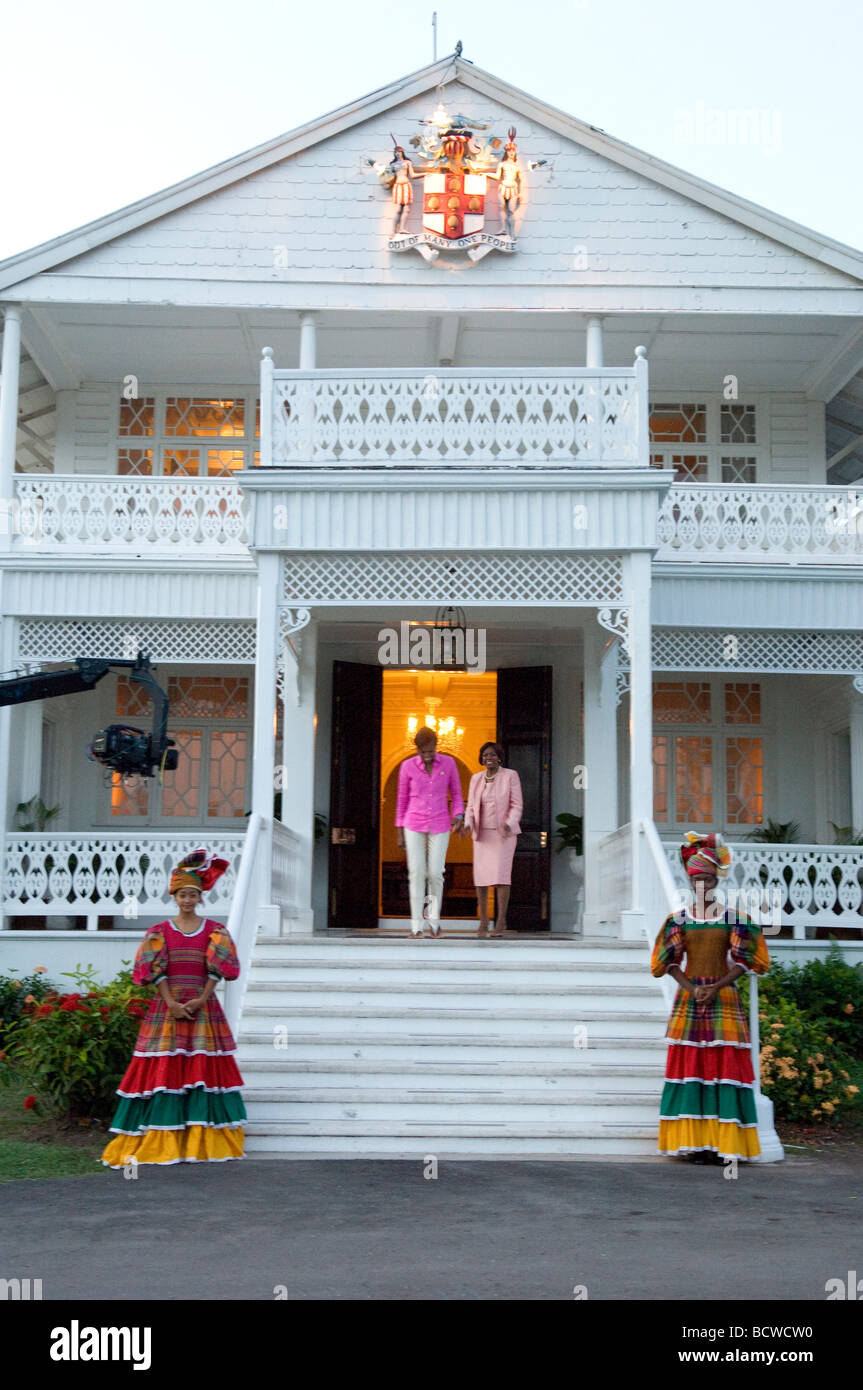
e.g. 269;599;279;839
553;812;583;863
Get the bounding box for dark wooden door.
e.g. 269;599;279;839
497;666;552;931
328;661;382;929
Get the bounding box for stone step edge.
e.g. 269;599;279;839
237;1032;668;1048
244;1088;661;1105
244;1121;659;1138
240;1060;666;1075
245;982;659;997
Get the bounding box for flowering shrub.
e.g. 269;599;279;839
757;945;863;1057
755;992;859;1123
0;968;54;1044
5;963;151;1121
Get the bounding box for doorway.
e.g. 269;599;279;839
328;659;552;931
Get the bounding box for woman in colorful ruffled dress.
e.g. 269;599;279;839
101;849;246;1168
651;832;769;1163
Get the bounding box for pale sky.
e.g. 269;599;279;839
1;0;860;263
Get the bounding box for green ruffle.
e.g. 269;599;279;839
660;1079;757;1124
110;1089;246;1133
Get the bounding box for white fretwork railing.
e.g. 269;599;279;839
11;477;250;552
1;832;245;928
662;841;863;938
261;354;650;467
271;821;300;920
656;486;863;563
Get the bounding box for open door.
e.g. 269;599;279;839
328;661;382;929
497;666;552;931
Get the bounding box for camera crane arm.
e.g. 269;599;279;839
0;654;177;779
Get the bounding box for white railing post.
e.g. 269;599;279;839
585;317;604;368
634;346;649;469
224;812;264;1040
260;348;274;470
749;970;784;1162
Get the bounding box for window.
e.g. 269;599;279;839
650;399;761;483
108;674;250;824
652;679;764;829
116;394;260;476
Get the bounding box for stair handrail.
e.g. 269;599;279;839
640;818;684;1009
224;812;266;1039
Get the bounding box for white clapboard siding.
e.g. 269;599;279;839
49;79;854;293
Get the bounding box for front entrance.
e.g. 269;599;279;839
328;660;552;931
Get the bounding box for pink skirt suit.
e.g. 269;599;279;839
465;767;523;887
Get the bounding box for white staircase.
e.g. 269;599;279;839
237;935;669;1158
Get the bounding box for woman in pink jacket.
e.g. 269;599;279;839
463;742;523;937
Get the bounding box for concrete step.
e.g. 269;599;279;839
236;1032;668;1064
242;1120;660;1157
253;937;652;965
243;1092;661;1124
240;1006;666;1038
243;981;664;1008
248;959;652;988
239;1059;666;1088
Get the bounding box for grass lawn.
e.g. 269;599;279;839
0;1073;107;1182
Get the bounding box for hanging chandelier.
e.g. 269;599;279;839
404;672;464;754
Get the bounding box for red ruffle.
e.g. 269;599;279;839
665;1042;755;1085
117;1051;243;1097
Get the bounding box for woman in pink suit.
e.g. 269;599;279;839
463;742;523;937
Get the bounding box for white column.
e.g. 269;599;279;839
0;606;15;929
585;316;604;369
582;621;619;935
850;691;863;832
0;305;22;550
280;619;318;932
298;311;317;370
621;551;653;940
251;552;280;925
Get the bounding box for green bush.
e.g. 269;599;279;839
757;944;863;1057
755;992;859;1123
4;963;149;1122
0;969;55;1045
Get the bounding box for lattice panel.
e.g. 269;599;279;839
653;628;863;675
17;619;256;664
282;552;623;606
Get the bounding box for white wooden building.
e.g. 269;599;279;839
1;57;861;1156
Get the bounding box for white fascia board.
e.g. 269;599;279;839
7;275;863;318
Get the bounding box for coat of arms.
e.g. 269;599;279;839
370;110;524;263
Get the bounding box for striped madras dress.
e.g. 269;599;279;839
651;913;769;1159
101;919;246;1167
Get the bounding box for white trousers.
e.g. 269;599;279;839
403;829;449;931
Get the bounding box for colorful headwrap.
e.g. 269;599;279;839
169;847;229;896
680;831;731;879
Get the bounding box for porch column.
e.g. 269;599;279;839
250;552;280;925
0;305;22;551
850;687;863;833
582;621;619;934
298;311;317;370
0;606;15;929
279;618;318;932
585;316;604;369
621;551;653;940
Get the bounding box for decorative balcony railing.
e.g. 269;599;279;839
261;352;650;467
10;477;250;553
1;833;245;928
655;486;863;563
662;841;863;938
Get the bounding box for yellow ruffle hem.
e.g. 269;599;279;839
659;1117;761;1159
101;1125;245;1168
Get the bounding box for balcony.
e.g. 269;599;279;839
654;485;863;564
9;476;249;554
260;356;650;468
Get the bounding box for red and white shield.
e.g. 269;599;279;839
423;171;487;239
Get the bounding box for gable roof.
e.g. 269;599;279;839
1;56;862;294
